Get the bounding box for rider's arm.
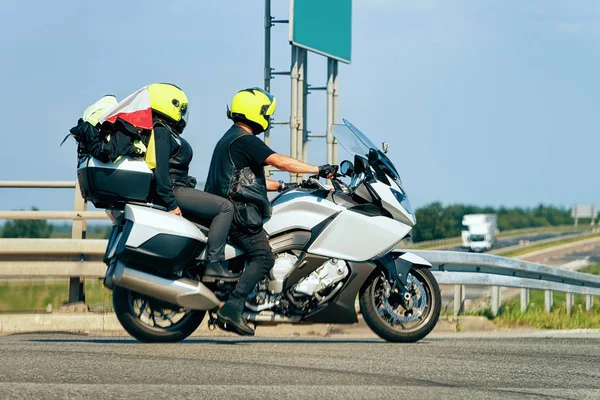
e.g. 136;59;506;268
153;127;179;212
266;179;280;192
265;153;319;175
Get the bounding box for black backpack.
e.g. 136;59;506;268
63;118;147;163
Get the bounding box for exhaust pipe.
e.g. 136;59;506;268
110;261;220;310
243;312;301;324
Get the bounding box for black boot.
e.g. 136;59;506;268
217;302;255;336
203;261;241;282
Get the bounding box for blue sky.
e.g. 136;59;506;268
0;0;599;213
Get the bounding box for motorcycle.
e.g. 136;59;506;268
86;119;441;343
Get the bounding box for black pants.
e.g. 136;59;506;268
173;186;234;262
226;225;275;312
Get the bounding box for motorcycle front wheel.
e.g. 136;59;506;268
112;286;206;343
359;266;441;343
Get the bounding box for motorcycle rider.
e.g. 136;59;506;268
149;83;237;280
205;87;338;335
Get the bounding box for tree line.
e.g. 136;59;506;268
1;208;111;239
411;203;579;243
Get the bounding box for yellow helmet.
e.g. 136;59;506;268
227;87;276;133
148;83;189;133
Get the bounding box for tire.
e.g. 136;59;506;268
360;266;441;343
112;286;206;343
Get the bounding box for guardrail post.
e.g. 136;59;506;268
566;292;574;315
491;286;501;316
520;288;529;312
68;182;87;304
586;295;593;311
453;285;465;315
544;290;553;313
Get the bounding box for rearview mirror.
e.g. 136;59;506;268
340;160;354;176
368;148;379;164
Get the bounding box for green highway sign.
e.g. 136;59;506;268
289;0;352;64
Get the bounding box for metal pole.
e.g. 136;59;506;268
332;60;339;164
453;285;462;316
566;292;574;315
453;285;466;316
586;295;593;311
263;0;272;147
520;288;529;312
544;290;553;313
68;182;87;304
296;48;305;164
326;58;334;164
491;286;500;316
301;50;309;164
290;46;299;183
263;0;273;178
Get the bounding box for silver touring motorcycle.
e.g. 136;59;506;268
79;119;441;343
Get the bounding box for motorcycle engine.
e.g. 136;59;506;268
293;259;349;298
245;252;298;313
247;255;350;314
268;253;298;294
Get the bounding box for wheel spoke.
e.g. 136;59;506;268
127;290;197;332
160;309;176;326
136;300;147;318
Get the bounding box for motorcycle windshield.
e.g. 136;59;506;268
333;119;402;184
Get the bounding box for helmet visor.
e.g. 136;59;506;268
181;103;189;123
260;97;276;117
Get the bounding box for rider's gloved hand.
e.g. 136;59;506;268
318;164;339;179
278;181;300;192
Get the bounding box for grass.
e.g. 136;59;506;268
469;264;600;329
0;279;113;313
496;232;600;258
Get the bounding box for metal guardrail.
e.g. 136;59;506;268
0;180;96;303
0;239;106;278
1;180;598;318
410;250;600;316
0;211;107;220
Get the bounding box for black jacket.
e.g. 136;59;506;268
204;125;271;217
169;135;197;189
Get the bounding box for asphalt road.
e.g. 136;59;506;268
493;231;581;250
1;332;599;399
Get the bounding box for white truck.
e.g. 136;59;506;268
461;214;498;252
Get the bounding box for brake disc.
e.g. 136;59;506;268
384;274;428;324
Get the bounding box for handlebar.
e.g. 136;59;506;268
300;175;351;194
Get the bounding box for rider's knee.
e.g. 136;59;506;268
220;199;234;214
251;250;275;269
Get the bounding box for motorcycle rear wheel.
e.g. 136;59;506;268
360;266;441;343
113;286;206;343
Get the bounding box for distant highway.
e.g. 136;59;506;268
0;332;598;399
440;232;599;310
449;230;581;252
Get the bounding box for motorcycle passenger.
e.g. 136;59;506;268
205;87;338;335
149;83;237;280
